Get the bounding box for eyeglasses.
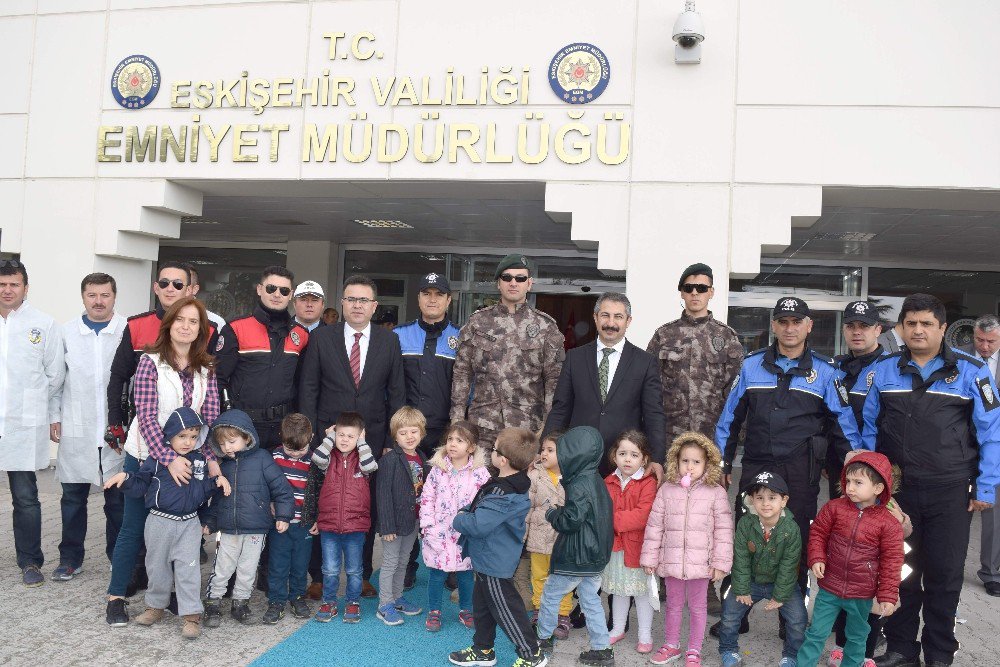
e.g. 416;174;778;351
157;278;186;291
0;259;22;269
264;284;292;296
499;273;529;283
681;284;711;294
342;296;375;305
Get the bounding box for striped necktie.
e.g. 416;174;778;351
349;332;362;387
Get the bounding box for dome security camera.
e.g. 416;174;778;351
673;0;705;64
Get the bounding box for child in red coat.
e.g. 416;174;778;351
602;430;658;654
796;451;904;667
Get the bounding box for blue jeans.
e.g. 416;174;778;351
320;531;365;604
7;472;43;568
428;567;473;611
537;573;610;650
268;523;313;604
719;580;807;659
107;454;149;596
59;482;124;566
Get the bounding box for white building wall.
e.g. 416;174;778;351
1;1;999;345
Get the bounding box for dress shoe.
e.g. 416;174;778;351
306;581;323;600
873;652;921;667
985;581;1000;597
361;580;378;598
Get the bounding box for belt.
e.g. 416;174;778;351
241;404;292;421
150;509;199;522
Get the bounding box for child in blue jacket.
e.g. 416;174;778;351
448;428;548;667
104;407;225;639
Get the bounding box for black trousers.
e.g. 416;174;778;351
363;474;378;581
473;573;538;659
885;480;972;665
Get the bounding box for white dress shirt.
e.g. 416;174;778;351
596;337;627;389
977;350;999;379
345;322;372;378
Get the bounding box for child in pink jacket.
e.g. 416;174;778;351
419;421;491;632
641;432;734;666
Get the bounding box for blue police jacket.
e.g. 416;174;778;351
716;343;862;471
394;318;460;433
834;345;885;428
862;345;1000;503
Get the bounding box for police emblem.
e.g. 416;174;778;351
780;298;799;311
853;302;869;314
755;472;773;483
447;335;459;350
806;369;817;383
979;376;997;411
985;383;995;404
111;55;160;109
526;323;540;338
712;335;725;352
837;382;849;406
945;372;958;384
548;43;611;104
290;331;300;346
215;335;225;352
27;328;42;345
866;370;876;388
426;273;439;283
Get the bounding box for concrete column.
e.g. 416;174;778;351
286;240;340;308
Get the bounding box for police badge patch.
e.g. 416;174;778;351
290;331;300;346
447;335;459;350
27;328;42;344
215;335;225;352
712;335;725;352
526;323;540;338
806;369;817;384
978;376;999;411
835;379;849;407
111;55;161;109
945;372;958;384
866;371;876;389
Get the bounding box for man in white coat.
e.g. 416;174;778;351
0;260;65;587
51;273;126;582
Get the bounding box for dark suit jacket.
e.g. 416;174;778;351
543;340;667;473
299;322;406;456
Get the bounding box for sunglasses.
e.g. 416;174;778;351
499;273;529;283
157;278;186;291
681;284;711;294
264;284;292;296
0;259;22;269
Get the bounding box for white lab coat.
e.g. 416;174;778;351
54;314;127;485
0;302;65;472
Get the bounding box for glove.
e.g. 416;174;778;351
357;441;378;473
311;436;334;471
104;424;126;453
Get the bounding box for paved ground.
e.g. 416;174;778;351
1;468;998;666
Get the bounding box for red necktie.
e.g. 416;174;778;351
349;332;362;387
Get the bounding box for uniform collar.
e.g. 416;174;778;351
763;342;814;375
680;309;713;325
897;343;957;382
836;345;883;374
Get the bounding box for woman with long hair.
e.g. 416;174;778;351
105;297;225;626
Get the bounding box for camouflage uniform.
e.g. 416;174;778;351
450;302;565;449
646;310;744;442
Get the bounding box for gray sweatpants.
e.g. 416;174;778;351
144;513;204;616
379;529;418;605
206;532;266;601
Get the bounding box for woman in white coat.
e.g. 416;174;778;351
105;296;223;626
53;273;127;581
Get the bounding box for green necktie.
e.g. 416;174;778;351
599;347;614;402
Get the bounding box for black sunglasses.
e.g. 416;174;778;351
0;259;22;269
499;273;529;283
264;284;292;296
157;278;186;290
681;284;711;294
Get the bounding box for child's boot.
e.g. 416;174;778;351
203;599;222;628
134;607;164;626
231;599;252;624
182;614;202;639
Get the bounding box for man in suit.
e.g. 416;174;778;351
961;314;1000;597
543;291;667;481
299;274;405;597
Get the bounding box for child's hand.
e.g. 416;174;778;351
359;428;366;442
886;497;905;524
384;534;396;542
643;566;655;575
325;424;337;436
735;595;753;606
309;523;319;535
812;562;825;579
104;472;127;489
877;601;895;618
275;521;289;533
202;525;211;536
711;568;726;582
764;598;783;611
215;476;231;496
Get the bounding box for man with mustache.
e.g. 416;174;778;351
544;292;666;480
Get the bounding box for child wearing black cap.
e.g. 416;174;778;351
104;406;226;639
717;471;806;667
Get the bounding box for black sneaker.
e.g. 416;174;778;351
231;599;252;624
448;646;498;666
289;596;311;619
262;602;285;624
710;616;749;638
513;649;549;667
579;647;614;666
106;598;129;626
404;564;418;591
203;599;222;628
537;636;554;655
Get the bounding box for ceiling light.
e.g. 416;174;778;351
354;219;413;229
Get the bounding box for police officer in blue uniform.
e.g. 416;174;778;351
394;271;460;590
712;296;862;637
864;294;1000;667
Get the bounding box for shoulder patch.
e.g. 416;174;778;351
977;376;999;411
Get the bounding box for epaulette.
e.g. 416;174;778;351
534;309;558;325
127;310;155;322
810;350;834;365
747;347;767;358
954;351;985;368
708;318;739;336
876;351;903;363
